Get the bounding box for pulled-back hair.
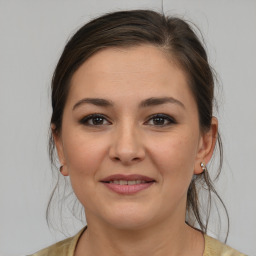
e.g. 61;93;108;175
48;9;228;239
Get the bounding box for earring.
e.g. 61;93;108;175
59;165;65;175
59;165;68;176
200;162;207;172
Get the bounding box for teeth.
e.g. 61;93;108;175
108;180;148;185
120;180;127;185
128;181;136;185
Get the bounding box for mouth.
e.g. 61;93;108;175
102;180;153;185
100;174;155;184
100;174;156;194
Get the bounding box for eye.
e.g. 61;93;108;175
79;114;111;126
146;114;176;126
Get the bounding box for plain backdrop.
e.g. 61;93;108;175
0;0;255;255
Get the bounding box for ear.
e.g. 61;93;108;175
194;117;218;174
51;124;69;176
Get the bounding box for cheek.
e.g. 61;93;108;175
149;131;199;183
62;129;108;179
61;131;110;205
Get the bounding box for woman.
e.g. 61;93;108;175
31;10;246;256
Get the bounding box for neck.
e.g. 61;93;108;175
75;217;204;256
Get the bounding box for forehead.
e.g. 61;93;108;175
68;45;195;109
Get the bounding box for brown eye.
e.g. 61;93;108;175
152;116;166;125
146;114;176;126
91;116;105;125
80;114;111;126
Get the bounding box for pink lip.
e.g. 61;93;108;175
101;174;155;182
100;174;155;195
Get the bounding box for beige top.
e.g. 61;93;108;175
30;227;247;256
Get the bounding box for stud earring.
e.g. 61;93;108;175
59;165;66;175
200;162;206;172
59;165;68;176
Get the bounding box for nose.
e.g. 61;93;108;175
108;123;145;165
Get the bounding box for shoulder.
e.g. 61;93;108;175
28;236;74;256
204;235;247;256
28;228;86;256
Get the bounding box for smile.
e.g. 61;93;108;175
104;180;150;185
100;174;155;194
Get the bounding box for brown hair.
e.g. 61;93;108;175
48;9;229;239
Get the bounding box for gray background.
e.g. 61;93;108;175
0;0;255;255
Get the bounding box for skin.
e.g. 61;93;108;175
53;45;218;256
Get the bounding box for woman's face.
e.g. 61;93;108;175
54;45;215;230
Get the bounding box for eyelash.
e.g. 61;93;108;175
79;113;176;127
80;114;110;126
146;114;176;126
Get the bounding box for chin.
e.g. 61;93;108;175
102;205;156;231
108;218;152;231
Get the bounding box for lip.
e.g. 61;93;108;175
100;174;155;182
100;174;155;195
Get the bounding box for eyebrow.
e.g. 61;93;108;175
73;98;113;110
73;97;185;110
139;97;185;109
